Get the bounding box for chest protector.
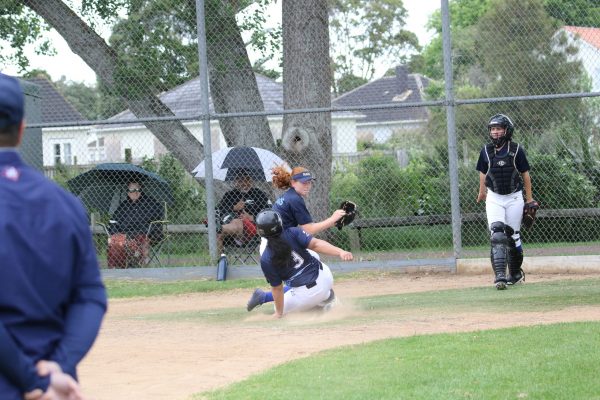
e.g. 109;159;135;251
484;142;522;195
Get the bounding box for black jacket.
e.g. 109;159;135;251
218;188;271;219
110;194;164;242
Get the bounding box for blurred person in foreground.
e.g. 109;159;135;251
0;72;107;399
476;113;537;290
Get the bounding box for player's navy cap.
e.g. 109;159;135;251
0;72;25;129
292;171;315;183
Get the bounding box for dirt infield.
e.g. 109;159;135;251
78;273;600;400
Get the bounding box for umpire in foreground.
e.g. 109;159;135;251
0;72;107;399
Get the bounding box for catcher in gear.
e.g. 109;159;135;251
335;200;358;230
476;114;537;289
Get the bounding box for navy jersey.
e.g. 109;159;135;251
260;227;320;288
0;150;107;396
476;142;530;175
272;187;312;228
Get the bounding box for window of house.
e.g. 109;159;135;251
88;137;106;163
53;142;73;165
54;144;61;165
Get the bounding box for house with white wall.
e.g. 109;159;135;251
332;65;431;144
91;74;360;165
24;77;94;168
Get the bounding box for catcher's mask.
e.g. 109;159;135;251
488;113;514;147
256;210;283;238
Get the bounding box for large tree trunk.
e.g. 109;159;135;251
24;0;275;172
281;0;332;224
204;0;276;151
22;0;202;172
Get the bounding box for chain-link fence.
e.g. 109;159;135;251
7;0;600;269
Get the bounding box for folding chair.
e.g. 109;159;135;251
98;219;170;268
224;234;261;266
145;219;170;267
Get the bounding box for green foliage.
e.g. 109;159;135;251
140;154;205;223
334;73;368;96
528;152;598;209
331;153;450;220
329;0;420;85
0;1;53;70
477;0;585;129
415;0;491;80
544;0;600;26
238;0;282;66
108;0;198;98
54;77;102;120
329;147;600;251
51;161;78;190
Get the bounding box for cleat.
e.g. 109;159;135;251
320;289;337;312
323;289;336;305
247;288;266;311
495;281;507;290
507;269;525;285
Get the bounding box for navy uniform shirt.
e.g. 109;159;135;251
260;227;320;288
0;150;107;397
272;187;312;229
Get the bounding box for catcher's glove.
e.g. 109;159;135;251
522;200;540;230
335;200;358;230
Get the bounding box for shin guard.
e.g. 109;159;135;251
507;247;524;285
490;222;508;286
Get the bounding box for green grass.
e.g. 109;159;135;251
111;277;600;330
104;276;600;399
104;277;266;298
104;270;384;299
198;322;600;399
357;278;600;313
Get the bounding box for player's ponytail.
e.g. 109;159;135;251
267;235;292;274
271;165;292;190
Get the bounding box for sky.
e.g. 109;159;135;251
2;1;440;86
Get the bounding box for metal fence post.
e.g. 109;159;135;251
196;0;218;263
441;0;462;261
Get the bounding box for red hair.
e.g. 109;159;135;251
271;165;309;190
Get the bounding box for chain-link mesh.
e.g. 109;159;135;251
6;0;600;268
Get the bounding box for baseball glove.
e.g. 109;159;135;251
335;200;358;230
522;200;540;230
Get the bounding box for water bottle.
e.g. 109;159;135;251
217;253;228;281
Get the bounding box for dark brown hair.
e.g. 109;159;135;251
266;235;292;276
0;123;20;146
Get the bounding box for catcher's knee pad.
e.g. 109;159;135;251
490;222;508;282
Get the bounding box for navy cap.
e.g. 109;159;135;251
292;171;315;183
0;72;24;129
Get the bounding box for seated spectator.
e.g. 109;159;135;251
107;180;164;268
216;170;272;253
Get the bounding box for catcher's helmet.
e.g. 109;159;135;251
488;114;514;147
256;210;283;238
